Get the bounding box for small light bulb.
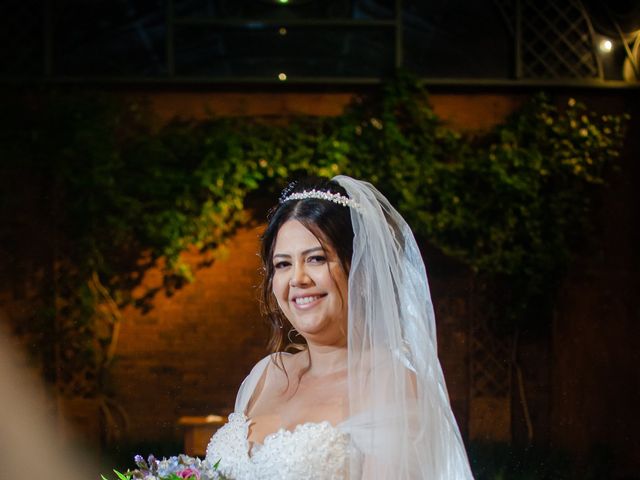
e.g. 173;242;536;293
279;27;287;36
278;72;287;81
599;39;613;53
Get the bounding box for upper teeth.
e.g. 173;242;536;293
295;296;320;305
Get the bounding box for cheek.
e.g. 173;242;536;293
330;267;349;304
272;274;289;303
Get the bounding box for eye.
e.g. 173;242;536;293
307;255;327;264
274;260;290;269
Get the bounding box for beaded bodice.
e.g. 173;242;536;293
205;412;350;480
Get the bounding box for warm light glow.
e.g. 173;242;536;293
279;27;287;36
599;38;613;53
278;72;287;81
278;0;289;4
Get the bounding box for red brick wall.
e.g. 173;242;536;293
106;91;526;444
1;90;524;448
4;89;637;476
141;90;527;131
112;226;269;441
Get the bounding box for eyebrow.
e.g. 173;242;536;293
273;246;325;259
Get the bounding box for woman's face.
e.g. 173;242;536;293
271;220;348;346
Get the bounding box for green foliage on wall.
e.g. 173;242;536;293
0;76;628;397
336;79;628;325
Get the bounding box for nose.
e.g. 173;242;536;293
289;261;311;288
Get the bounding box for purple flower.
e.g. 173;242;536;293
133;454;150;472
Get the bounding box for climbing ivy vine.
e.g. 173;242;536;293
0;76;628;399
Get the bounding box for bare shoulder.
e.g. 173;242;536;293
257;350;312;392
245;351;305;415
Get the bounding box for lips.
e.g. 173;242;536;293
291;293;327;307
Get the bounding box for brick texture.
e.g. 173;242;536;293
111;226;269;442
2;90;636;476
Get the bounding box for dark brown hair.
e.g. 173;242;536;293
259;178;355;356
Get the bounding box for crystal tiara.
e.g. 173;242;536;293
280;189;360;209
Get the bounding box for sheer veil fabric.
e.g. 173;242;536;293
334;176;474;479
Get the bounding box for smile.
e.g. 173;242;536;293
293;294;326;306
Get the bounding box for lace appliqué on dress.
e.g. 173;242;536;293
206;412;350;480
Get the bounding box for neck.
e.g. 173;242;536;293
304;341;348;377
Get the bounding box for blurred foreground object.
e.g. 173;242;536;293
0;326;97;480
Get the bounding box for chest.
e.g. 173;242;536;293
248;370;348;443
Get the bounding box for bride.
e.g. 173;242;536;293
205;176;474;479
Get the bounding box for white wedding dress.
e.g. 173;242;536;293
205;355;353;480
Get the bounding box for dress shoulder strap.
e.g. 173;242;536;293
233;353;282;414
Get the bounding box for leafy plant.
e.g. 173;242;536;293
0;75;628;403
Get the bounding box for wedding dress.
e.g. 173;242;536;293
205;355;353;480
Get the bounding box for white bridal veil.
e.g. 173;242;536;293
334;176;474;480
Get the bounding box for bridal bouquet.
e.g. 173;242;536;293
102;454;228;480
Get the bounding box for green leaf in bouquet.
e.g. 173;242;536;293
114;470;132;480
100;470;131;480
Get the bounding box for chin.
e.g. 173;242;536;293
286;313;329;334
291;320;326;337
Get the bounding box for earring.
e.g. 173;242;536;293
287;328;299;343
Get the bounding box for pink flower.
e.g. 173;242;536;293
177;467;201;480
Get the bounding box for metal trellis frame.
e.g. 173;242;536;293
1;0;638;87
